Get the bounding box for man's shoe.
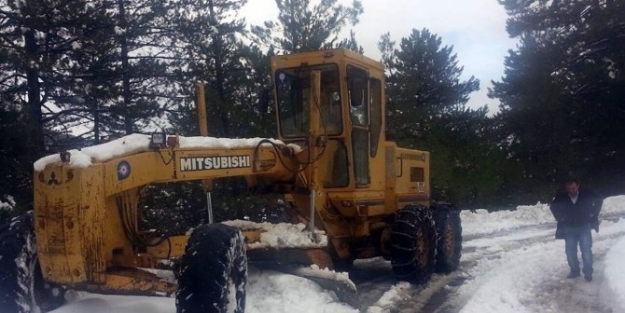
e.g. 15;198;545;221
567;272;580;279
584;275;592;282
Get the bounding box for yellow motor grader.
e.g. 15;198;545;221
0;48;462;313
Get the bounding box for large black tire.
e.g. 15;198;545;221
176;223;247;313
0;212;66;313
390;205;436;284
432;203;463;273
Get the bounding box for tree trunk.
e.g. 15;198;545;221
208;0;230;137
24;29;44;157
93;98;100;144
118;0;133;135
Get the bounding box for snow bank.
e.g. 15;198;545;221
461;202;552;236
599;195;625;215
246;267;358;313
34;134;299;171
462;195;625;236
603;231;625;312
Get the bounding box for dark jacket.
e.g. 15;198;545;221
550;188;603;239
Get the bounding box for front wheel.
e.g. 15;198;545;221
176;223;247;313
0;212;66;313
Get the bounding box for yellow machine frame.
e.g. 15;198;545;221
33;49;432;295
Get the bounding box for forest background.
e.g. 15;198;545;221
1;0;623;231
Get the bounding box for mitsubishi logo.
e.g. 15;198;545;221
47;172;60;186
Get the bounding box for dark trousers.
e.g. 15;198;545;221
561;223;593;276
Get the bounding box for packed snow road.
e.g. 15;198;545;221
358;216;625;313
51;196;625;313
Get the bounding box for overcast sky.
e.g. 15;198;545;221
240;0;518;114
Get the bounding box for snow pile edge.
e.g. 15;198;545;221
603;234;625;313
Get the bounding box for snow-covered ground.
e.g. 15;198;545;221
50;196;625;313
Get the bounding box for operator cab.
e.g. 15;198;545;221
271;49;385;190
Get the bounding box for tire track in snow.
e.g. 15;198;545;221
354;217;625;313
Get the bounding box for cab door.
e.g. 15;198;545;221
347;65;370;187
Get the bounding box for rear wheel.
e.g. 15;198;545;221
176;223;247;313
0;212;66;313
390;205;436;284
433;203;462;273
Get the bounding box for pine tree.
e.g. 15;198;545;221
70;0;174;140
251;0;363;53
379;29;506;207
168;0;248;137
381;28;480;144
0;0;109;154
337;30;364;54
0;102;33;217
493;0;625;194
141;0;279;228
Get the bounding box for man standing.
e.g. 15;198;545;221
550;178;603;281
